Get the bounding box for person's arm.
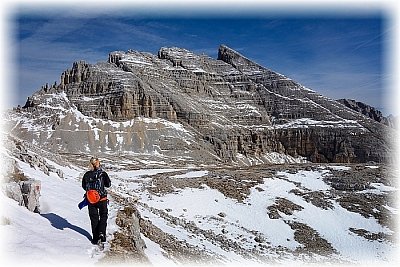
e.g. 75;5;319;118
103;172;111;188
82;172;87;190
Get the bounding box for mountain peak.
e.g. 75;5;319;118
218;44;239;55
218;44;246;65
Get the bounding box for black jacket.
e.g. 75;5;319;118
82;168;111;198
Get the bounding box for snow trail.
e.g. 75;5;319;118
1;160;111;266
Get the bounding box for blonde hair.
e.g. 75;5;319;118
89;157;99;170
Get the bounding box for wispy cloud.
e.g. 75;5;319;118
15;15;174;105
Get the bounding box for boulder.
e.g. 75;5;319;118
20;180;41;213
3;180;41;213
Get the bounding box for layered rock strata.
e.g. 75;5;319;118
14;45;392;164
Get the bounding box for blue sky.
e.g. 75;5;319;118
10;4;396;115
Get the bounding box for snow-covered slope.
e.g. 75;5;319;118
0;121;398;266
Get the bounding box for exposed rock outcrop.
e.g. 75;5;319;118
103;206;149;264
2;161;41;213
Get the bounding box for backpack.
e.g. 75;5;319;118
85;170;106;204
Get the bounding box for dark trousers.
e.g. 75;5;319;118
88;200;108;241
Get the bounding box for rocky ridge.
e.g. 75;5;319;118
337;98;396;128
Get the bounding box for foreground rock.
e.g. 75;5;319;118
101;204;149;264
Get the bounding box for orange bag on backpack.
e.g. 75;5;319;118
86;189;101;204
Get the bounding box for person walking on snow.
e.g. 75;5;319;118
82;157;111;244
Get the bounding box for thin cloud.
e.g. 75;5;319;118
352;29;388;52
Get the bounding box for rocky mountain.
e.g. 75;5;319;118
10;45;393;165
337;98;397;128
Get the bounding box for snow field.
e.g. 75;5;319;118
1;155;398;266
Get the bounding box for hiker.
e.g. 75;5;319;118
82;157;111;244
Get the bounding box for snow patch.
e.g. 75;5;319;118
327;165;352;171
171;170;208;179
277;170;331;191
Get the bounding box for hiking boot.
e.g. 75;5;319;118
99;233;106;242
91;237;99;245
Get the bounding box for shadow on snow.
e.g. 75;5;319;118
41;213;92;241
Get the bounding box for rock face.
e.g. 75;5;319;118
10;45;393;164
